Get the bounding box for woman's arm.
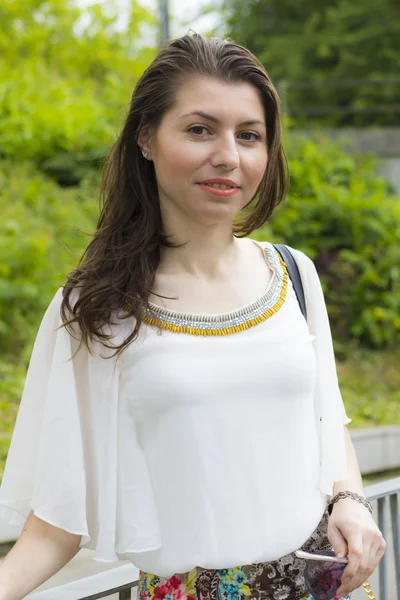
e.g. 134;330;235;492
328;426;386;597
0;510;81;600
333;426;364;496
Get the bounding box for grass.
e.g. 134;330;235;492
362;467;400;487
0;347;399;482
336;346;400;428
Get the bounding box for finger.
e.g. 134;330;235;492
337;564;373;597
375;535;387;561
367;543;381;571
366;535;386;572
342;535;363;581
328;523;348;558
359;542;374;572
371;544;386;570
337;573;366;597
339;534;386;596
338;544;375;597
338;536;363;595
337;568;367;596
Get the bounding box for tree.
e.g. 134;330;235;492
0;0;157;180
217;0;400;127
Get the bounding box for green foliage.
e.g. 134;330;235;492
252;134;400;353
0;0;159;351
0;160;101;359
217;0;400;126
336;345;400;428
0;0;157;181
0;361;25;481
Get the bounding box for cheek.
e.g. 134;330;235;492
155;155;194;190
244;152;268;186
156;138;205;176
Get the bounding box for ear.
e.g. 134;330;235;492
137;126;153;160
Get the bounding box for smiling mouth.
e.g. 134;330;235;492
197;180;240;189
202;183;237;189
197;181;241;197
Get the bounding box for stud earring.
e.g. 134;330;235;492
142;150;148;159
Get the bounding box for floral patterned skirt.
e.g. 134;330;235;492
138;510;352;600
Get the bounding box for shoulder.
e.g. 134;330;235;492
284;245;316;272
39;286;82;335
43;286;79;314
256;240;316;273
38;286;64;327
284;245;323;293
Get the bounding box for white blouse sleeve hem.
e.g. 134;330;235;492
0;287;162;562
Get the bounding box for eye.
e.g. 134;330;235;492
188;125;210;136
238;131;262;142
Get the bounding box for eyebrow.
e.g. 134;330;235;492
180;111;266;127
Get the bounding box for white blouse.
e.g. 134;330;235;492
0;241;350;577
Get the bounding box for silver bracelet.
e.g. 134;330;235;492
328;491;373;516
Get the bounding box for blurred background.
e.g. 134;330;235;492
0;1;399;596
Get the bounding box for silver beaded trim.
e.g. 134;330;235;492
145;242;284;331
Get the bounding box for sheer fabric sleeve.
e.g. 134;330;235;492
0;288;161;560
288;248;351;496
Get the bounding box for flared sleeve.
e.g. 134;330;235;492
289;247;351;496
0;288;161;560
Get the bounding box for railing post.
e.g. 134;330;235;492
390;494;400;600
378;497;388;600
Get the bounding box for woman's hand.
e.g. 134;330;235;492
327;498;386;597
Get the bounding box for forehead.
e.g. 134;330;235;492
167;76;265;122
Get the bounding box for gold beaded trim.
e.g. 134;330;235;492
137;248;289;336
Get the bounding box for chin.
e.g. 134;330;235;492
191;210;237;227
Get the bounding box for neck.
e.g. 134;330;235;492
158;226;243;279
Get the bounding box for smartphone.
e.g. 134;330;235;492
295;550;348;564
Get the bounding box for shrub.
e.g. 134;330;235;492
0;160;100;359
0;0;157;185
252;134;400;354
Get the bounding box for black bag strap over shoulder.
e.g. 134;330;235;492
272;244;308;322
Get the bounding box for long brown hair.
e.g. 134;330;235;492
60;33;289;358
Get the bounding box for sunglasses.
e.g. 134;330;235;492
295;550;348;600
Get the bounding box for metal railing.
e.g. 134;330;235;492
80;582;136;600
29;477;400;600
363;477;400;600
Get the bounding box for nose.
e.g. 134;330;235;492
210;133;240;170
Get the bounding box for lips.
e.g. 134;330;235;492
198;179;240;189
197;179;241;197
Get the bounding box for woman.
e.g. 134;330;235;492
0;34;385;600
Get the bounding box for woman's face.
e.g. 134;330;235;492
142;75;268;229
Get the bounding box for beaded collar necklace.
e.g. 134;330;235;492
139;242;288;336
